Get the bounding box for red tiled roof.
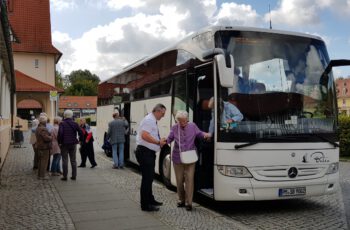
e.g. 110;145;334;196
8;0;62;62
15;70;63;92
17;99;42;109
59;96;97;109
98;82;125;99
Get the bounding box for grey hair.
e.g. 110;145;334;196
40;112;48;117
53;116;62;124
38;115;48;124
175;110;188;122
63;109;73;118
152;103;166;112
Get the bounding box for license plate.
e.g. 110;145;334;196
278;187;306;197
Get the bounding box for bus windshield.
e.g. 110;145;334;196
215;31;337;143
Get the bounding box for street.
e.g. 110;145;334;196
0;132;349;230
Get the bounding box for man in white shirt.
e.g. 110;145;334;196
136;104;167;212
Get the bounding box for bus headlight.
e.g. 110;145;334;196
326;162;339;174
217;165;253;178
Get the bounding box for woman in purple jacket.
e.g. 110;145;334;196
166;110;210;211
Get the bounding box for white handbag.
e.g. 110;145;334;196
178;124;198;164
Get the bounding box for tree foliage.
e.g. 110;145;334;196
55;70;65;89
58;69;100;96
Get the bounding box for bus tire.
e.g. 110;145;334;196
160;152;172;188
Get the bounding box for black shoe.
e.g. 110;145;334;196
185;205;192;211
177;202;185;207
141;205;159;212
91;164;97;168
70;177;76;180
152;200;163;206
61;177;67;181
78;165;86;168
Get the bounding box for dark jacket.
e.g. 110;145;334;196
58;118;83;145
35;123;52;150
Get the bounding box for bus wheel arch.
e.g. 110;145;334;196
159;147;172;188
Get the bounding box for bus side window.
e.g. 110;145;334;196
172;73;187;121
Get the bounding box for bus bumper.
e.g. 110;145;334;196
213;169;339;201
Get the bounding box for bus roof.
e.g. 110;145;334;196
101;26;323;84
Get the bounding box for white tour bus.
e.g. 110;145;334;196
97;26;350;201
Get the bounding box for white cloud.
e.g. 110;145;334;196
212;2;260;26
52;0;220;80
266;0;350;27
55;0;350;81
267;0;320;27
106;0;145;10
50;0;76;11
53;9;189;80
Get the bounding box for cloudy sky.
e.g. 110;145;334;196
50;0;350;81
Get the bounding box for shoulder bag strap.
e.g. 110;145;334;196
178;124;182;152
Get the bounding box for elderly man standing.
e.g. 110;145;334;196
107;110;129;169
58;110;83;181
136;104;167;212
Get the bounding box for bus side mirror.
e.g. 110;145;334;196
215;54;234;88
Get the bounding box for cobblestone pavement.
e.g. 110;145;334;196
1;130;350;230
0;144;74;230
92;147;249;230
95;147;349;230
340;161;350;228
202;162;350;230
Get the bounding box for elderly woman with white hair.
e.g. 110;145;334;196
35;116;52;179
166;110;210;211
58;109;83;181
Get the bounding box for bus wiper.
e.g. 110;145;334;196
234;136;296;149
300;133;339;147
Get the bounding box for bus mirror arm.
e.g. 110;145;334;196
202;48;225;60
320;59;350;86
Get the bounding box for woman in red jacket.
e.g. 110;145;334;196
78;118;97;168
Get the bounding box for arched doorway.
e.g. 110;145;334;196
17;99;43;120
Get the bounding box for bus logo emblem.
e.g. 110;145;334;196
288;167;298;178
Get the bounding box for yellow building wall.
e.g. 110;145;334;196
0;118;11;168
13;52;55;86
338;98;350;115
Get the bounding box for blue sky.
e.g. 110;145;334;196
50;0;350;81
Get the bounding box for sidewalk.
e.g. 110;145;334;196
52;163;170;230
0;134;170;230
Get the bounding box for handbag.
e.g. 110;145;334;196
178;124;198;164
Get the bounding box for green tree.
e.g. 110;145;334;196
64;69;100;96
55;70;65;89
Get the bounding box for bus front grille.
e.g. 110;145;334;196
250;165;328;181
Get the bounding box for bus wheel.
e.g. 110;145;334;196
160;153;171;188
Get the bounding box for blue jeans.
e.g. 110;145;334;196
50;153;61;173
112;143;124;167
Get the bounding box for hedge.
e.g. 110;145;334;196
339;115;350;157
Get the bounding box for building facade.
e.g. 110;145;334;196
0;0;15;168
8;0;62;121
59;96;97;121
336;78;350;116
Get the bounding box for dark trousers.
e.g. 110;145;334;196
136;145;156;209
61;144;77;179
79;142;97;166
37;149;50;178
33;145;38;169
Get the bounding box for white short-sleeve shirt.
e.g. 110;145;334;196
136;113;160;152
